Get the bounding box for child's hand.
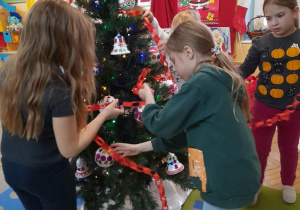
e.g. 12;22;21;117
112;143;141;157
133;5;154;23
158;40;167;55
101;99;124;121
138;83;153;101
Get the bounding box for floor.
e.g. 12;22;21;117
0;122;299;193
263;131;300;192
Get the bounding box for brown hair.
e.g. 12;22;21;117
171;9;201;30
166;21;250;120
263;0;299;28
0;0;96;140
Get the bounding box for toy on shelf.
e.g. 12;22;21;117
0;0;23;66
7;16;23;32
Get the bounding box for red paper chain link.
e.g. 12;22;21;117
132;67;151;95
94;135;168;210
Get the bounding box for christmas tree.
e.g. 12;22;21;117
71;0;193;209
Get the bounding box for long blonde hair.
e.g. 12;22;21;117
166;21;250;120
0;0;96;140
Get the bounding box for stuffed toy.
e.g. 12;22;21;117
7;16;23;32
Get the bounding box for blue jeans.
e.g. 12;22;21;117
203;201;239;210
2;157;76;210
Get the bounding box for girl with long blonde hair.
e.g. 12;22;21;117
0;0;123;209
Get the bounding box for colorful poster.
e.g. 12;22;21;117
210;27;231;54
178;0;220;25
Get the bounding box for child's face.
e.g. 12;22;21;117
169;51;194;81
264;4;298;37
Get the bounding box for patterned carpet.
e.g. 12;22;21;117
182;188;300;210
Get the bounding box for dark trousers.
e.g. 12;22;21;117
1;157;76;210
251;100;300;186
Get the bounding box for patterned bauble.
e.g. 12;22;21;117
99;95;115;112
134;105;145;125
95;147;114;168
160;80;178;99
75;158;93;179
166;153;184;175
150;46;160;64
118;0;135;11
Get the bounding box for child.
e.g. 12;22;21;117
0;0;124;209
238;0;300;204
113;21;261;210
134;6;201;89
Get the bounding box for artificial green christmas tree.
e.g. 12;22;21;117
71;0;193;209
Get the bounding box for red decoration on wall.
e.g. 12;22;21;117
176;0;236;55
151;0;178;28
179;0;220;25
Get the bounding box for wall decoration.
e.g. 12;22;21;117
178;0;220;25
210;27;231;54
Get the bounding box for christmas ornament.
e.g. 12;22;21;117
111;34;131;55
98;95;115;112
160;80;178;99
150;46;160;64
134;105;145;125
118;0;135;11
95;147;114;168
233;0;251;34
93;62;100;76
75;158;93;179
166;153;184;175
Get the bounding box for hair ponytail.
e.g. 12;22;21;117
166;21;251;120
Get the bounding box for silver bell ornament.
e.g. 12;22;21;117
75;158;93;179
166;153;184;175
95;147;114;168
111;34;131;55
118;0;135;11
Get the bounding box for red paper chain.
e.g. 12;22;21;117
252;93;300;128
85;101;146;112
131;17;175;95
245;76;257;111
94;135;168;210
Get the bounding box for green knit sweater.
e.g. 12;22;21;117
143;65;261;208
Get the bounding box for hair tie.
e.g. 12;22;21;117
211;45;221;56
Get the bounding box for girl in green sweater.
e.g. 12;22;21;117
113;21;261;210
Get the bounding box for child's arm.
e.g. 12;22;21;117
133;5;154;23
133;5;169;43
238;37;261;79
138;83;155;104
53;99;124;158
112;141;153;157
